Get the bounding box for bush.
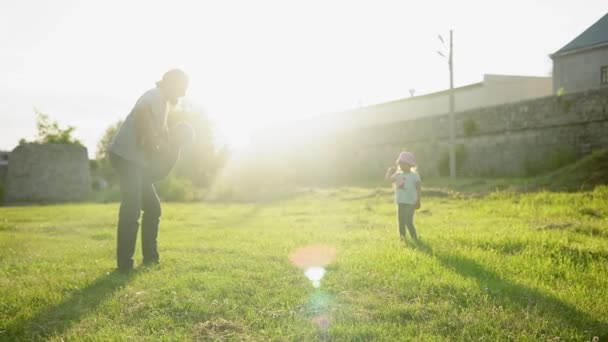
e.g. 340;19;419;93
95;121;122;185
90;179;200;203
0;179;4;203
437;144;467;176
534;148;608;191
91;180;102;192
523;146;578;176
205;183;299;203
463;119;477;137
34;108;82;145
155;176;196;202
88;185;121;203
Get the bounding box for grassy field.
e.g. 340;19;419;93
1;186;608;341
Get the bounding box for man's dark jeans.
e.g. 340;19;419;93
397;203;418;240
110;153;161;270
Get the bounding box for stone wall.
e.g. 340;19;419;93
6;143;91;202
278;88;608;182
0;151;8;182
348;88;608;178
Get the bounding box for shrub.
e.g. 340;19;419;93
0;179;4;203
91;180;101;192
95;121;122;185
34;108;82;145
437;144;467;177
534;148;608;191
18;109;82;146
463;119;477;137
88;184;121;203
155;176;196;202
523;146;578;176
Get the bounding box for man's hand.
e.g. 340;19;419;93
415;201;421;210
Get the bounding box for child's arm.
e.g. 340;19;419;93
415;181;422;209
385;166;397;182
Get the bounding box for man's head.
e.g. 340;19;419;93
157;69;189;105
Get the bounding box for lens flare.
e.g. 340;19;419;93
304;266;326;288
289;244;337;333
312;314;331;331
289;244;336;288
289;244;337;269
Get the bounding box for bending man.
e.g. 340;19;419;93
108;69;189;273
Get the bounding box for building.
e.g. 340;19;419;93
317;74;552;130
551;13;608;94
253;73;552;152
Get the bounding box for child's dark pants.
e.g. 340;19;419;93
397;204;418;240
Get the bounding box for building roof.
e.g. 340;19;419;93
331;74;547;113
553;13;608;56
347;82;483;112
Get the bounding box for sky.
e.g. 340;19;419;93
1;0;607;156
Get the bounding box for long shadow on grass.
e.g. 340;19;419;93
5;270;136;340
410;241;607;337
207;204;263;230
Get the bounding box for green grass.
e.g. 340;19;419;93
535;148;608;191
1;186;608;341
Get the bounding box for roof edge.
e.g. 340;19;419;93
551;41;608;58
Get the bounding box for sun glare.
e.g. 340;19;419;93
216;122;252;150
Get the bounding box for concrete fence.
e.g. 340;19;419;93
6;143;91;202
269;88;608;182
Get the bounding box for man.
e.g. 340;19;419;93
109;69;189;273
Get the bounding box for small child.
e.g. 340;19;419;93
385;151;422;241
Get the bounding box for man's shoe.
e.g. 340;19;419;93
116;265;134;274
142;259;160;267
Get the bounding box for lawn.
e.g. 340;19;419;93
1;186;607;341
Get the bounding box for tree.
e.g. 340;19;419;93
33;108;82;145
94;106;228;188
96;120;123;183
168;105;227;187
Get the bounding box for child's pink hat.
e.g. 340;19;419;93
396;151;417;166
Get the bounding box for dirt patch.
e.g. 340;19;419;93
578;207;603;219
342;188;392;201
536;221;574;230
573;225;608;238
90;232;113;240
192;318;247;341
0;223;16;232
422;189;453;198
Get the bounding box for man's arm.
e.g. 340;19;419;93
134;104;162;151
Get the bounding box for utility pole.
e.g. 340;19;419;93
438;30;456;178
448;29;455;179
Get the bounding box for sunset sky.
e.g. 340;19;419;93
1;0;607;154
